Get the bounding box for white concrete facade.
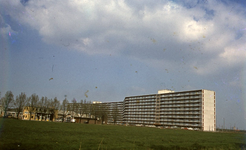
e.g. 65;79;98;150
158;90;175;94
202;90;216;131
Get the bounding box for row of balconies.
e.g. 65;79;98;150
125;118;155;120
125;97;201;104
161;100;201;104
124;109;156;112
124;111;155;114
126;105;200;109
160;96;201;100
135;97;201;102
123;122;202;127
124;109;201;113
160;92;201;97
125;91;201;101
124;112;201;118
125;106;200;110
124;115;155;118
124;100;201;107
161;115;200;118
124;106;200;111
125;119;155;122
159;108;201;111
124;114;200;118
125;105;200;109
125;101;155;104
161;122;201;127
126;121;156;124
125;112;155;115
124;109;155;113
127;106;155;108
125;92;201;101
124;119;201;126
126;97;155;100
161;112;201;115
161;106;200;109
160;119;201;123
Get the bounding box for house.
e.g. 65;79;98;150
22;107;58;121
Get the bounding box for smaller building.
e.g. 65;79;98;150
23;107;58;121
0;106;18;118
74;117;101;124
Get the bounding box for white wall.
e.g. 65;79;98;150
158;90;174;94
203;90;216;131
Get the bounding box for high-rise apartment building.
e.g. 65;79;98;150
123;89;216;131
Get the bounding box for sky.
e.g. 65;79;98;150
0;0;246;129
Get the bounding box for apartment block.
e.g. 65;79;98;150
123;89;216;131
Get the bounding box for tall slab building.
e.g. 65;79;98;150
123;89;216;131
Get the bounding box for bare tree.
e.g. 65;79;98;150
14;92;27;119
44;97;50;109
37;96;46;121
87;101;94;118
49;97;60;121
67;103;71;117
97;103;109;124
2;91;14;117
111;103;119;125
62;98;68;122
71;98;77;118
78;99;89;123
39;96;45;108
53;97;60;121
81;100;90;118
27;94;39;120
74;103;79;119
53;97;60;110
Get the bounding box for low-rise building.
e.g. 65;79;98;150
23;107;58;121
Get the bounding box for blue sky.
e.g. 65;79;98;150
0;0;246;129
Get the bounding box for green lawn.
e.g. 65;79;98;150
0;118;245;150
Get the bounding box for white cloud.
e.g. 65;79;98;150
1;0;246;75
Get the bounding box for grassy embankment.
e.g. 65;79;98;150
0;118;245;150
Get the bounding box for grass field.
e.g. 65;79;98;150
0;118;245;150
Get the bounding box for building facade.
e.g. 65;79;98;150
123;89;216;131
23;107;58;121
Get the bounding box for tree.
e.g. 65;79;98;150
73;103;79;119
71;98;77;119
53;97;60;110
67;103;72;118
37;96;46;121
62;98;68;122
2;91;14;117
14;92;27;119
80;100;90;118
38;96;45;108
97;103;109;124
78;99;90;123
46;97;60;121
51;97;60;121
111;103;119;125
27;94;39;120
